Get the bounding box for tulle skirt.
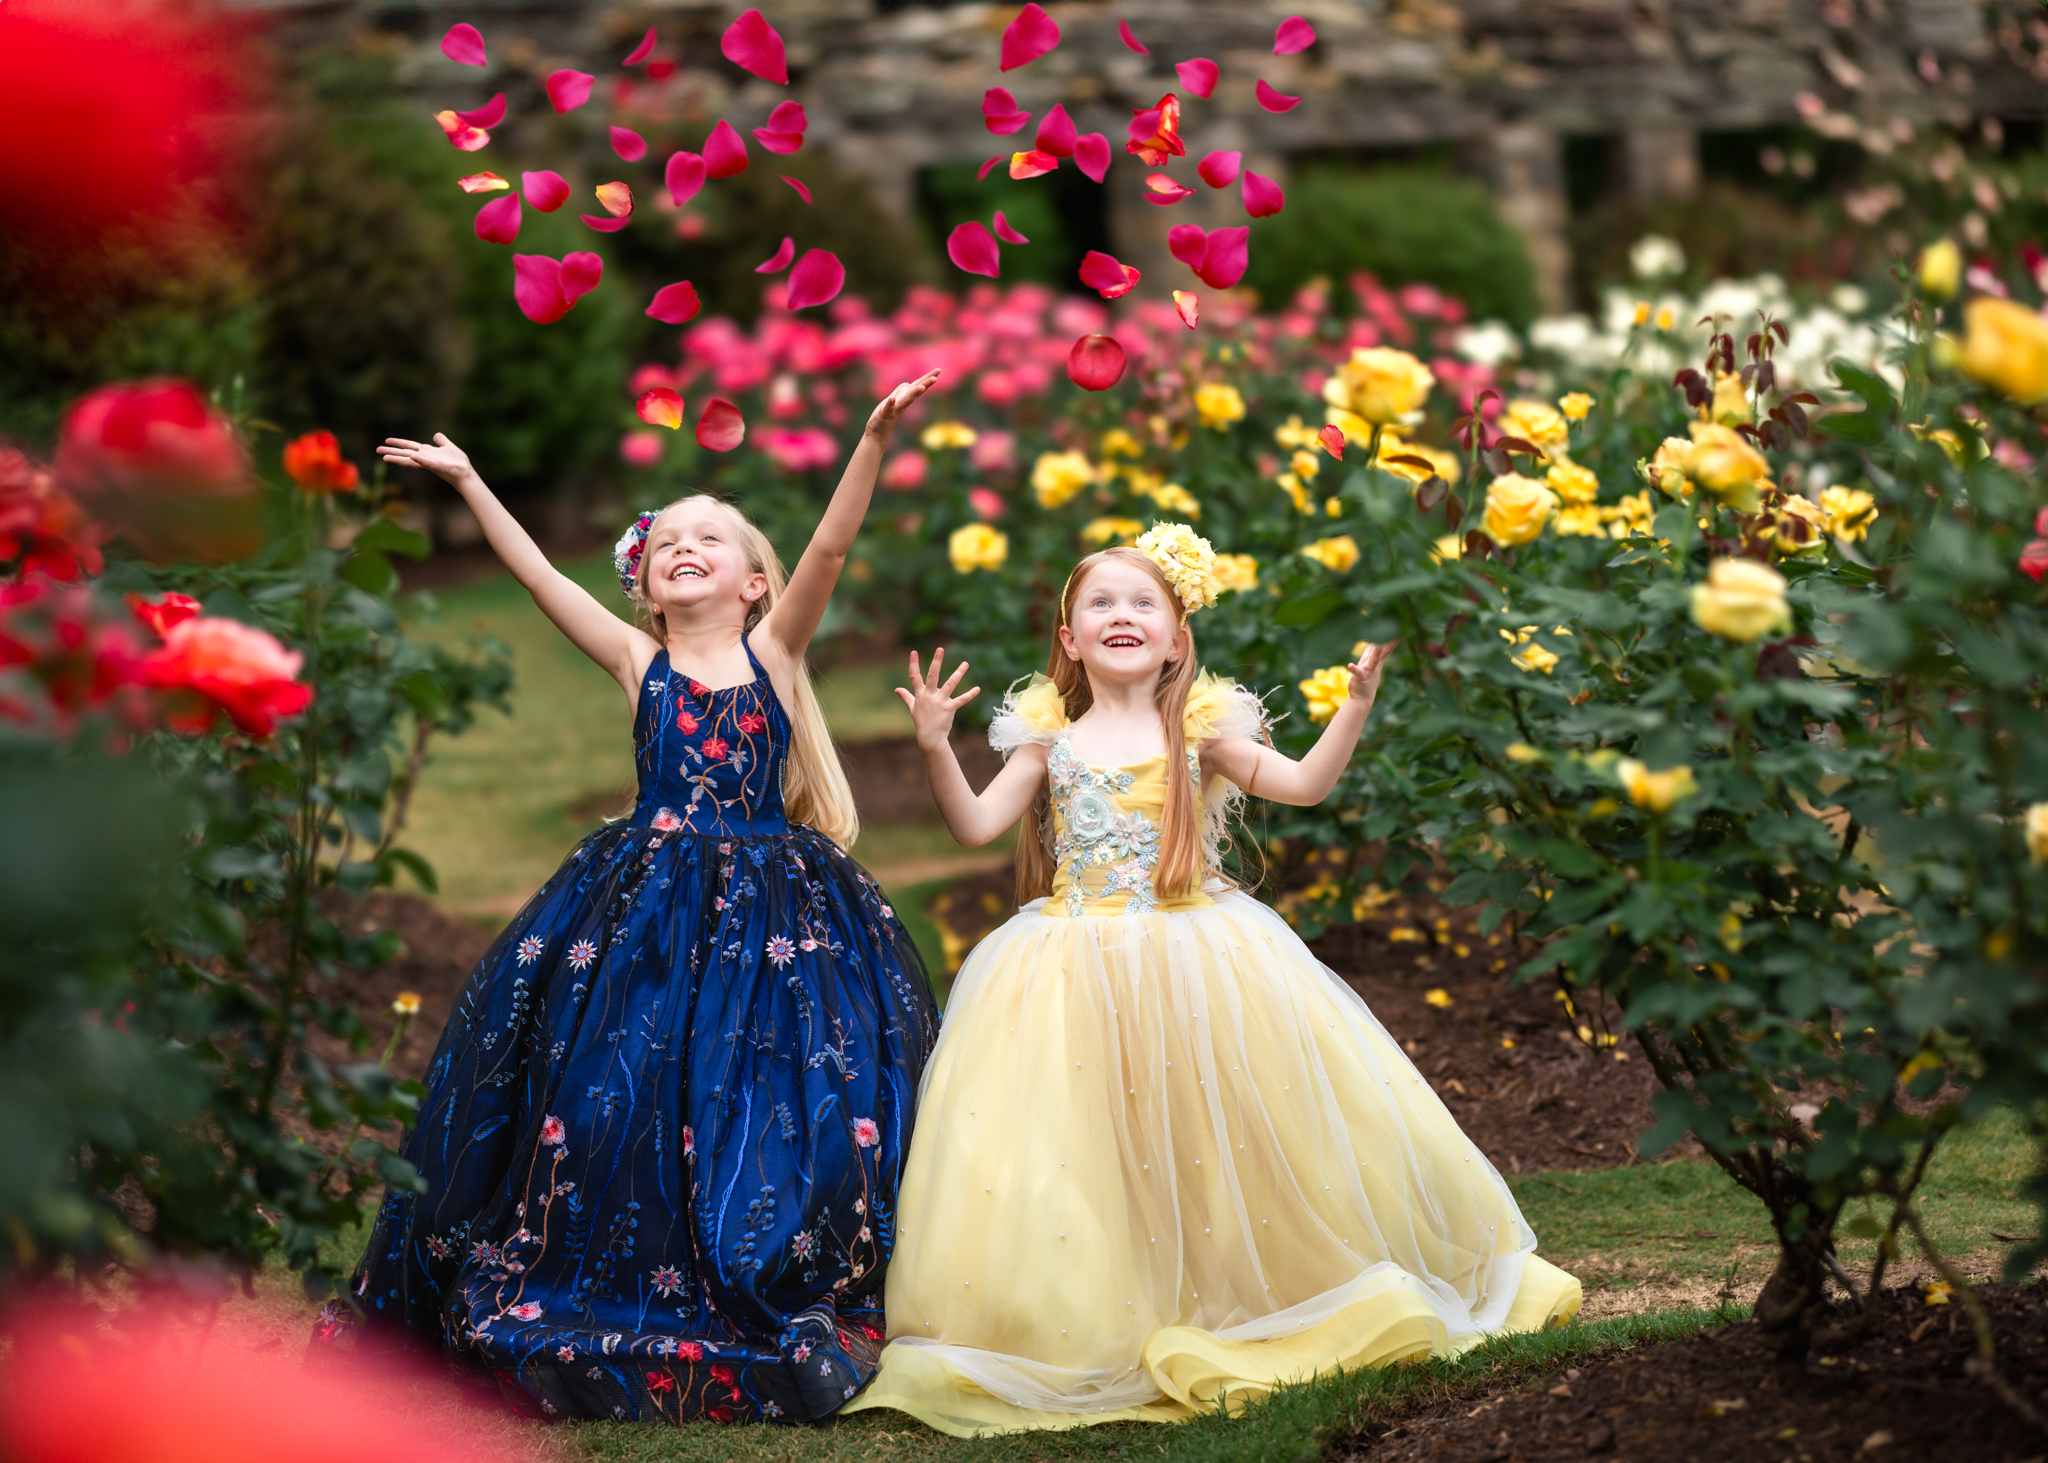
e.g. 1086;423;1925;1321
843;890;1580;1437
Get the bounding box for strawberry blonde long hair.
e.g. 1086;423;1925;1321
634;495;859;848
1016;547;1204;904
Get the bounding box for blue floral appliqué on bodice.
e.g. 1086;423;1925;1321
631;643;789;835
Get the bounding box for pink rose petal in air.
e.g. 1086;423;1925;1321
441;23;486;66
561;253;603;302
1255;79;1301;112
1168;226;1208;267
781;175;813;203
1241;170;1284;218
1195;226;1248;288
434;112;491;151
755;100;808;153
755;236;795;274
999;3;1061;71
1117;19;1150;54
721;9;788;84
474;193;521;244
594;182;633;218
1078;250;1140;300
1144;175;1194;205
1173;290;1200;329
1318;424;1346;459
784;249;845;310
513;255;569;323
647;282;702;325
624;26;658;65
1010;150;1059;180
637;386;685;429
546;70;594;113
665;151;706;206
1066;334;1127;391
697;398;747;453
993;210;1030;245
1036;104;1077;158
458;172;510;193
610;127;648;162
947;221;1001;278
457;93;506;128
1175;59;1219;99
704;121;749;179
522;170;570;213
1074;133;1111;183
580;213;630;233
977;156;1005;181
1197;150;1242;188
755;129;804;155
1274;16;1316;54
983;88;1032;136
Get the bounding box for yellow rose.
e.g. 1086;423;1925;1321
1763;494;1829;556
1276;473;1312;513
1290;449;1322;480
1299;665;1353;723
1499;399;1569;456
1632;300;1652;326
1547;460;1599;506
949;523;1008;573
1300;535;1360;572
1031;450;1095;508
1683;422;1771;515
1707;371;1750;426
921;420;978;450
1213;552;1259;593
1512;642;1559;675
1648;436;1696;498
1274;414;1318;450
1957;297;2048;405
1616;758;1698;813
1606;489;1655;539
1690;557;1791;642
1431;533;1463;562
1553;504;1607;537
1323;347;1435;424
1918;238;1961;300
1137;480;1201;518
1195;382;1246;430
1820;486;1877;542
1559;392;1595;421
2026;802;2048;864
1481;473;1558;546
1654;306;1675;331
1099;427;1142;459
1375;432;1462;486
1080;516;1144;547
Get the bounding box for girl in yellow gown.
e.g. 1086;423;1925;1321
846;532;1580;1437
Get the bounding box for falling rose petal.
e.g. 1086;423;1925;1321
1168;224;1208;266
513;255;569;323
1173;290;1200;329
1078;250;1140;300
1317;424;1346;459
546;69;595;113
721;9;789;84
1010;150;1060;180
636;386;685;429
1066;333;1127;391
704;121;749;179
999;3;1061;71
982;88;1032;136
1117;19;1151;54
434;113;491;151
595;181;634;218
562;252;604;302
1195;225;1249;288
780;175;813;203
1255;79;1301;113
1241;170;1284;218
755;236;796;274
580;213;630;232
947;221;1001;278
1197;149;1242;188
441;23;486;66
610;126;648;162
977;155;1005;181
993;210;1030;245
456;93;507;128
624;25;658;66
785;248;846;309
647;281;702;324
1127;94;1185;166
1036;104;1077;158
1144;175;1194;205
458;171;510;193
474;193;521;244
754;129;805;155
522;170;570;212
1175;59;1219;99
697;398;747;453
1074;133;1111;183
757;101;808;151
665;151;707;206
1275;16;1317;54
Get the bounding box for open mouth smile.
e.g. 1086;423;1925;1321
1102;634;1145;649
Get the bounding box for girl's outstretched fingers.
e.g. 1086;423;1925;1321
894;647;980;747
865;369;944;438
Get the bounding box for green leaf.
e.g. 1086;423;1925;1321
379;847;439;895
394;670;451;723
1274;588;1348;628
353;519;433;560
340;547;399;597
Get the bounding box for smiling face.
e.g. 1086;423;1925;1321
1058;556;1187;687
639;499;767;624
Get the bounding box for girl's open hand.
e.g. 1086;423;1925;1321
864;370;943;443
1348;640;1398;707
378;433;475;486
894;647;979;750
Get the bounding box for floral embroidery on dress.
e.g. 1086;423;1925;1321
1048;739;1168;916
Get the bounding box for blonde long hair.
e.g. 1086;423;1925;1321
1016;547;1203;904
635;495;860;848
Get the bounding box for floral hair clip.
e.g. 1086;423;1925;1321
1137;522;1221;616
613;509;658;598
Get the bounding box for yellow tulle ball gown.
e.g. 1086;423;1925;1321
844;675;1581;1437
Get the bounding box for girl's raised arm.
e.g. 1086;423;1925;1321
1203;642;1397;806
758;371;942;672
895;648;1047;847
378;434;654;695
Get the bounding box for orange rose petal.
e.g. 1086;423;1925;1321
1009;150;1060;179
594;181;634;218
458;172;510;193
1173;290;1200;329
636;387;685;430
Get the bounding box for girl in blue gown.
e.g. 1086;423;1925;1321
313;372;944;1424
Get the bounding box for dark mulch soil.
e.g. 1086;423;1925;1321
1337;1283;2048;1463
834;735;1005;826
300;891;494;1089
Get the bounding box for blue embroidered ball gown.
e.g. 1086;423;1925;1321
315;639;939;1424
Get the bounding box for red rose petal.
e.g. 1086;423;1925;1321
1126;94;1186;166
781;175;813;203
1175;58;1219;99
1036;104;1077;158
982;87;1032;136
610;126;648;162
665;151;707;206
1009;150;1060;180
977;155;1005;181
999;3;1061;71
993;210;1030;244
1195;226;1248;288
1197;149;1242;188
458;171;510;193
704;121;749;179
441;23;486;66
767;101;808;134
456;93;506;128
1317;424;1346;459
1117;19;1151;54
697;398;747;452
637;386;685;429
1145;175;1194;205
1275;16;1316;54
1066;334;1127;391
513;255;569;323
755;236;796;274
547;69;595;113
2022;538;2048;582
522;170;570;212
561;252;603;302
1173;290;1200;329
754;129;805;155
947;221;1001;278
647;282;702;325
1074;133;1111;183
1255;79;1301;112
474;193;521;244
1167;224;1208;266
1241;170;1284;218
721;9;789;84
1078;250;1140;300
624;25;658;65
785;248;845;310
435;113;491;151
595;181;634;218
580;213;631;233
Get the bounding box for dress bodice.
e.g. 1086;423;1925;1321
1046;737;1213;918
630;641;790;835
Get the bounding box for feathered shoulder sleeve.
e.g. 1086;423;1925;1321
1183;669;1271;745
988;673;1070;757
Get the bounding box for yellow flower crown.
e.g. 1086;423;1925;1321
1061;521;1221;622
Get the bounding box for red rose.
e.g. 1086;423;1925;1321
0;448;102;582
281;431;360;494
0;580;148;732
676;709;699;734
700;736;730;761
126;591;202;640
2021;538;2048;583
736;712;766;734
56;380;259;564
144;616;313;737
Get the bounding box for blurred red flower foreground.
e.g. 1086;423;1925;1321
56;380;260;564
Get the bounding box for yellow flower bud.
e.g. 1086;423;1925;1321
392;991;422;1017
1481;473;1559;546
2026;802;2048;865
948;523;1009;573
1299;535;1360;573
1616;757;1698;813
1708;371;1750;426
1957;296;2048;405
1512;642;1560;674
1559;392;1595;421
1031;450;1095;508
1689;556;1791;642
1918;238;1961;300
1633;301;1652;326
